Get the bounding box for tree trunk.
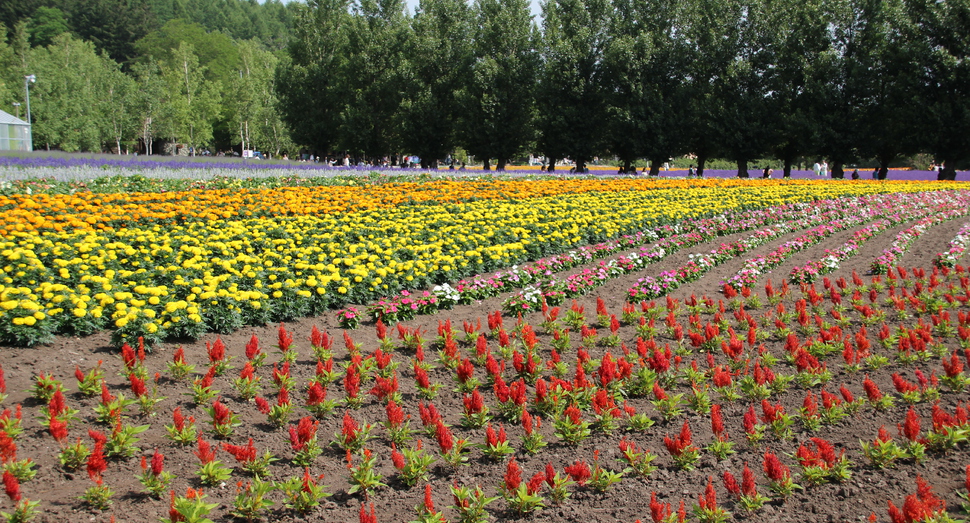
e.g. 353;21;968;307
783;156;793;178
878;161;889;180
547;157;556;172
649;158;662;176
622;159;633;174
575;159;586;174
483;159;490;171
697;156;706;177
737;159;749;178
496;158;506;171
831;161;844;179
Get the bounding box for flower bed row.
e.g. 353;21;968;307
870;210;970;274
354;198;851;321
936;221;970;269
724;191;970;288
624;192;964;300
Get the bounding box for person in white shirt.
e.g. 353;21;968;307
813;162;821;176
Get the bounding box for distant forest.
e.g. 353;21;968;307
1;0;969;179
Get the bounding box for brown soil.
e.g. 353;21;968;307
3;215;970;523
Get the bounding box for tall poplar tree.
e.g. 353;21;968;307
460;0;538;170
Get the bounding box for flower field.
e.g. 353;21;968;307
1;172;969;523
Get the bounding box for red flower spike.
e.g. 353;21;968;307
87;439;108;484
391;444;405;470
741;463;758;497
423;484;435;512
151;449;165;476
649;491;671;523
359;502;378;523
527;472;545;495
504;458;522;491
3;470;20;502
435;420;454;454
564;460;591;486
899;407;921;442
698;476;718;511
723;470;741;499
277;323;293;352
49;414;68;442
195;436;217;464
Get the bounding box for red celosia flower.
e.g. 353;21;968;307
344;364;361;399
121;343;137;371
504;458;522;491
245;334;261;361
277;386;290;407
419;402;442;429
198;366;217;390
129;373;147;398
87;439;108;484
723;470;740;499
544;462;557;488
272;362;290;387
876;426;893;444
239;362;255;382
436;420;454;454
172;347;187;366
564;403;583;425
359;502;377;523
527;472;545;495
3;470;20;502
340;412;359;446
761;399;784;424
223;438;257;464
743;405;758;435
49;414;68;442
48;389;66;418
0;364;5;394
211;399;232;427
290;416;319;451
942;353;964;378
522;410;536;436
277;324;293;352
839;384;855;404
195;436;217;464
698;476;718;511
169;490;185;522
207;337;226;363
664;421;694;457
423;484;435;512
863;375;883;401
711;404;726;439
368;374;399;402
564;460;591;486
762;451;790;482
150;449;165;476
649;491;671;523
741;462;758;497
383;399;404;428
456;358;475;385
255;397;271;415
899;407;921;442
653;381;668;401
391;443;405;470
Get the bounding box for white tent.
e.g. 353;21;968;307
0;110;31;151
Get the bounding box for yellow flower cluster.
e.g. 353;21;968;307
0;178;959;345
